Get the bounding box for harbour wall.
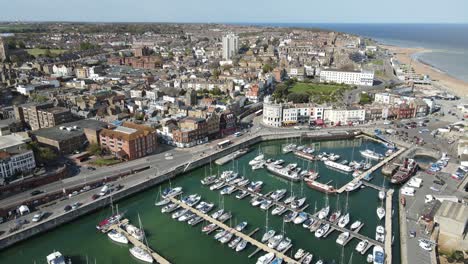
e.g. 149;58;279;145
0;130;360;250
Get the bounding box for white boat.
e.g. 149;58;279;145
201;175;217;185
154;199;170;206
277;237;292;251
214;230;227;240
237;179;250;187
260;200;273;210
283;211;298;223
350;220;361;231
129;246;153;263
108;230;128;244
272;205;287;215
324;160;353;173
376;226;385;243
235;190;249;199
291;197;306;209
284;195;295;204
218;212;232;222
161;187;183;198
356;240;369;254
303;254;313;264
360;149;383;160
352;170;362;177
125;224;144;241
171;209;188;219
211;209;224;220
293;212;308;224
336;232;350;245
367;254;374;263
161;203;179;213
378;191;385;200
178;212;195;222
251;197;263;207
346;181;363;192
257;252;275;264
268;234;284;248
329;154;340;161
228;236;242;248
373;245;385;264
273;159;285;165
235;221;248;232
182;194;201;207
252;163;264;170
219;232;233;244
302;218;314;229
200;202;215;214
337;213;350;228
377;207;385;220
210;181;225;190
236;239;248;252
188;216;202;226
294;248;305;259
46;251;66;264
314;224;330;238
270;189;287;201
249;154;265;165
220;185;236;195
261;230;276;243
318;206;330;219
247;181;263;192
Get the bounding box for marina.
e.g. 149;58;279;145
0;138;401;264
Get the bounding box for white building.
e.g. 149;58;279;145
52;65;73;77
320;69;374;86
323;109;366;124
262;96;283;127
130;90;143;98
0;149;36;181
222;33;239;60
16;84;35;95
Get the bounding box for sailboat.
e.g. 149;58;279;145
329;193;341;223
261;210;275;243
129;215;153;263
154;186;170;206
338;192;350;228
318;194;330;220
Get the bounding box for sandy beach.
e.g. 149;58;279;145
382;45;468;97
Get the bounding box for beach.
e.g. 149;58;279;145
382;45;468;97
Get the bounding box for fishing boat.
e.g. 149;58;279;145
236;239;248;252
228;236;242;248
270;189;287;201
360;149;383;160
294;248;306;259
377;207;385;220
391;159;418;184
350;220;361;231
261;230;276;243
277;237;292;251
211;209;224;220
154;199;170;206
202;223;217;233
291;197;306;209
161;187;183;198
314;224;330;238
293;212;308;224
302;218;314;229
235;221;248;232
336;232;350;245
338;213;350;228
345;181;363;192
267;234;284;248
46;251;67;264
373;246;385;264
257;252;275;264
201;175;217;185
356;240;368;254
284;211;298;223
129;246;153;263
108;230;128;244
318;206;330;220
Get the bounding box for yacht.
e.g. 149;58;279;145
268;234;284;248
324;160;353;173
129;246;153;263
337;213;350;228
108;230;128;244
318;206;330;220
336;232;350;245
219;232;233;244
249;154;265;165
261;229;276;243
161;203;179;213
277;237;292;251
376;226;385;243
252;163;264;170
273;159;285;165
315;224;330;238
291;197;306;209
202;223;217;233
360;149;383;160
214;230;228;240
373;245;385;264
199;203;215;214
201;175;217;185
270;189;287;201
235;221;248;232
309;220;322;232
125;224;144;241
188;216;203;226
171;209;188;219
182;194;201;207
235;190;249;199
260;200;273;210
378;191;385;200
356;240;369;254
251;197;263;207
303;254;313;264
352;170;362;177
282;144;296;153
161;187;183;198
302;218;314;229
210;181;225;191
46;251;67;264
211;209;224;220
228;236;242;249
346;181;363;192
218;212;232;222
154;199;170;206
257;252;275;264
178;212;195;222
220;185;236;195
329;153;340;161
329;210;341;223
272;205;287;215
247;181;263;192
284;195;295;204
293;212;308;224
350;220;361;231
294;248;306;259
377;207;385;220
236;239;248;252
284;211;298;223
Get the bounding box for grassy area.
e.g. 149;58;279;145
289;82;351;103
26;48;67;57
91;157;120;166
371;59;384;65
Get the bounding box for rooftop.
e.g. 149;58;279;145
32;119;108;141
0;133;30;150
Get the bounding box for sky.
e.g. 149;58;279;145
1;0;468;23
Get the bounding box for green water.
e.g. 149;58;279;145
0;138;401;264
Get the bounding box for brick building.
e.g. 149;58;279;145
14;102;74;130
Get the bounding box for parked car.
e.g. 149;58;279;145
30;190;43;196
71;202;81;210
64;205;72;212
31;212;46;222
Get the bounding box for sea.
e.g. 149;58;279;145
247;23;468;83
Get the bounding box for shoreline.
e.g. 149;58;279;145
381;44;468;97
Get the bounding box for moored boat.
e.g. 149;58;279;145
129;246;153;263
108;230;128;244
360;149;383;160
261;229;275;243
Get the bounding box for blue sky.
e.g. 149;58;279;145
1;0;467;23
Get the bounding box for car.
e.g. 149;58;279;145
31;212;46;222
30;190;43;196
91;194;100;200
294;126;301;130
64;205;72;212
87;167;96;171
71;202;81;210
409;231;416;238
234;132;243;137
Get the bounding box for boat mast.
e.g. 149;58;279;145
265;210;268;233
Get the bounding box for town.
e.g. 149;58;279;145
0;22;467;264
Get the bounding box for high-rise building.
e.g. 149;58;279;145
0;37;8;62
222;33;239;60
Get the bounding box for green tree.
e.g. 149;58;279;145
30;93;49;103
210;87;222;96
87;143;102;156
262;64;273;74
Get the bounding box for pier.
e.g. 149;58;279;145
385;189;394;264
362;181;386;192
169;197;300;264
336;147;405;193
105;220;171;264
215;149;250;165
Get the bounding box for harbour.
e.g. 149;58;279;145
0;137;402;264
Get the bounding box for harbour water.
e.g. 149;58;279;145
0;138;401;264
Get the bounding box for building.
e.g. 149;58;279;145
262;96;283;127
14;102;74;130
323;108;366;124
0;37;7;61
31;120;108;154
434;201;468;251
222;33;239;60
319;69;374;86
185;89;197;106
99;122;158;160
0;149;35;182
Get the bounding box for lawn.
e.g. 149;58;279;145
91;157;120;166
26;48;67;57
289;82;351;103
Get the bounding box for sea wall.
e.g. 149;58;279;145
0;130;360;250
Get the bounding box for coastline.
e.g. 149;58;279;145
381;44;468;97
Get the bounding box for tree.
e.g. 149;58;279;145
287;93;310;103
79;42;98;51
87;143;102;156
210;87;222;96
30;93;49;103
262;64;273;74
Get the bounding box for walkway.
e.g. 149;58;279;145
385;189;394;264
